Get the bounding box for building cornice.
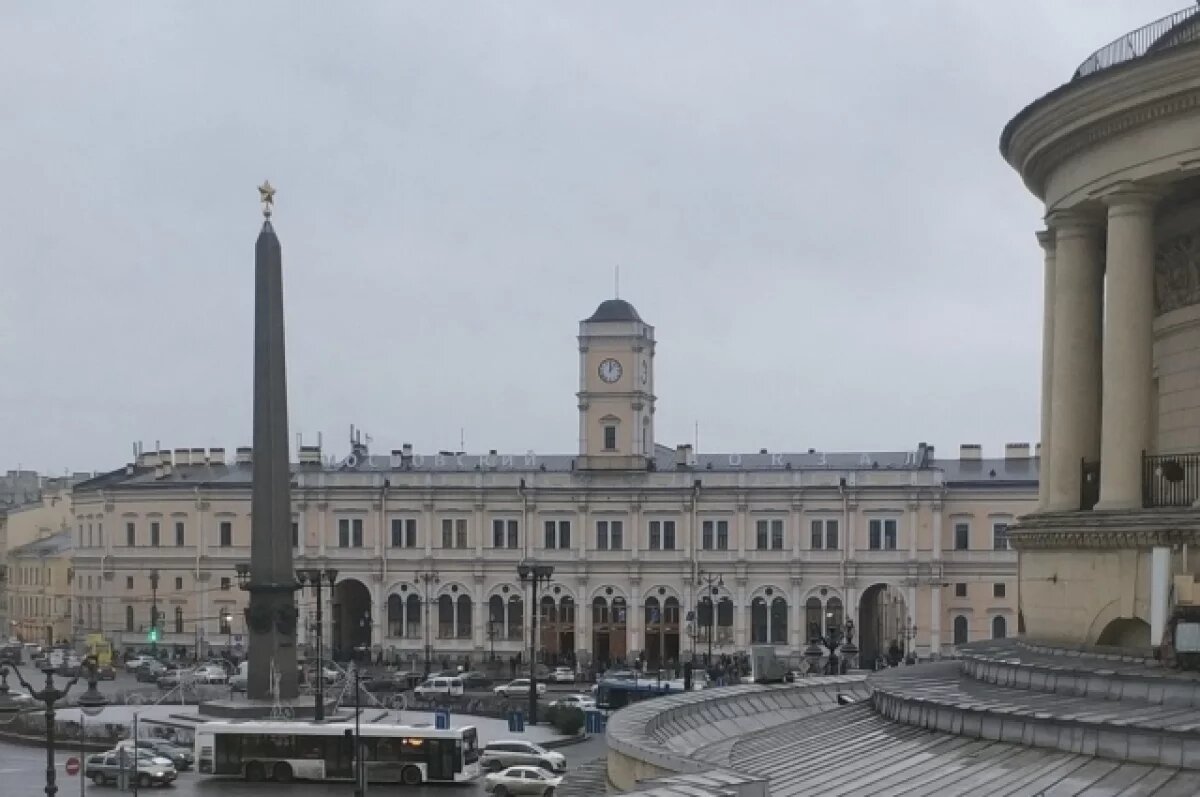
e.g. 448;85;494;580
1002;41;1200;200
1010;508;1200;549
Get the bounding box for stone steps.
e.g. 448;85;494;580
959;640;1200;708
869;661;1200;770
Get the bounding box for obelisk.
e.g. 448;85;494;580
246;181;299;700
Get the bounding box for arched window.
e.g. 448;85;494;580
456;595;472;638
611;597;627;625
174;606;184;634
438;595;454;639
645;596;661;626
592;596;609;626
664;597;680;627
541;595;557;625
508;596;523;640
560;597;575;626
805;598;822;641
387;594;403;637
953;615;969;645
125;605;134;632
405;594;421;637
826;597;844;631
488;595;504;641
992;615;1007;640
770;597;788;644
717;598;734;645
751;598;768;643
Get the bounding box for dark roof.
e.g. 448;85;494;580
9;530;73;558
586;299;642;323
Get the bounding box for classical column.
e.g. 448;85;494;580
1037;229;1057;508
1151;547;1171;648
1097;187;1159;510
1046;210;1104;511
929;584;942;658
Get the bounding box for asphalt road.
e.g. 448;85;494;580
0;734;608;796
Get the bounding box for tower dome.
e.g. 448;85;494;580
585;298;641;323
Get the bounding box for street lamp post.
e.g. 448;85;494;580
901;617;918;665
415;568;439;676
486;620;497;662
296;568;338;721
0;658;108;797
149;570;160;657
350;664;364;797
696;569;724;667
517;560;553;726
220;609;233;658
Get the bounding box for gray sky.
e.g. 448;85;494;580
1;1;1184;473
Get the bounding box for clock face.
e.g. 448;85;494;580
598;358;623;383
640;360;648;385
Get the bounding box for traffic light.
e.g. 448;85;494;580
147;627;159;643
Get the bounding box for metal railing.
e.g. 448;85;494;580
1143;451;1200;508
1074;5;1200;80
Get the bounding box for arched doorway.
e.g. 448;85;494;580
1096;617;1151;648
644;591;682;669
387;594;403;637
591;593;628;669
750;588;787;645
332;579;372;662
858;584;906;669
953;615;969;646
992;615;1007;640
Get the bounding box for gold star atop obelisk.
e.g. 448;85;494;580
258;181;276;218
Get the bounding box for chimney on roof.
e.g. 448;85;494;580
209;447;225;465
191;448;204;465
300;446;322;466
158;449;170;465
960;444;982;461
174;448;189;466
401;443;413;469
235;447;253;466
125;463;134;476
759;448;768;454
1005;443;1030;460
675;444;693;469
139;450;160;469
390;449;403;468
1035;442;1042;458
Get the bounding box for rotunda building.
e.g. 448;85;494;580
1002;6;1200;648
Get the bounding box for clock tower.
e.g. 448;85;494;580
577;299;656;470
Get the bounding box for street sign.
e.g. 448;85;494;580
434;708;450;730
64;757;80;776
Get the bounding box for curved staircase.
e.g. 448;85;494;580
869;640;1200;770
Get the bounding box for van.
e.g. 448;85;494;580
414;676;464;699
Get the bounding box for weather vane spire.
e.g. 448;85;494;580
258;180;276;219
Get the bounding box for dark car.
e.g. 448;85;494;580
460;671;492;689
130;740;194;771
136;660;169;683
97;664;116;681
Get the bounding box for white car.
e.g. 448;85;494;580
414;676;464;699
493;679;547;697
549;693;595;710
191;664;228;684
124;655;154;673
483;765;563;795
550;667;575;684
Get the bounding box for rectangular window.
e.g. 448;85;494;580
603;426;617;450
339;518;364;548
992;522;1010;551
150;522;160;547
219;522;232;547
993;582;1006;598
126;577;133;590
955;582;967;598
97;522;103;547
826;519;839;549
220;577;231;591
596;520;623;550
391;518;417;548
869;519;897;550
558;520;571;549
292;521;299;547
352;518;363;547
811;519;824;549
649;521;661;551
954;522;970;551
492;519;519;549
544;520;571;549
701;520;728;550
756;520;768;550
664;520;676;550
771;519;783;550
175;521;185;546
494;519;506;548
174;577;183;590
442;518;468;548
126;522;135;546
611;520;623;550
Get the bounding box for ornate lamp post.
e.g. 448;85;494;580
415;568;439;676
901;617;918;665
695;569;724;666
517;560;553;725
0;658;108;797
149;570;160;657
296;568;337;720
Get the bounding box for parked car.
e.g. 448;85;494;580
125;655;154;673
459;670;492;689
116;739;194;771
550;667;575;684
136;660;169;683
483;765;563;795
479;741;567;774
493;679;547;698
96;664;116;681
192;664;229;684
85;750;177;788
549;693;595;710
414;676;464;699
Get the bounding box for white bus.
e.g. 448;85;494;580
195;720;480;785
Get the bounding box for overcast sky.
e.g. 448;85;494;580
1;1;1185;474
